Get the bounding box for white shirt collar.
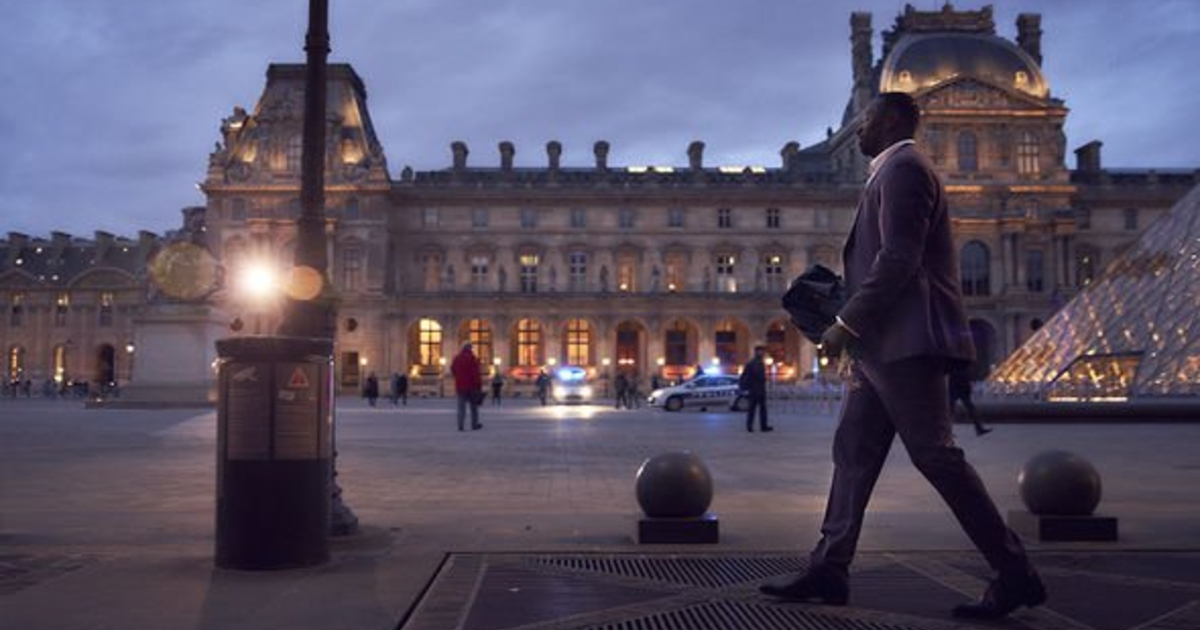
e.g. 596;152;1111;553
867;138;915;183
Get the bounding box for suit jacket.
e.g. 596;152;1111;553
739;356;767;397
838;145;975;365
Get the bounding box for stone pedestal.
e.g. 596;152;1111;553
1008;510;1119;542
117;303;228;408
636;513;719;544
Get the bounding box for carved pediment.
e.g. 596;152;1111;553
0;269;40;288
919;77;1049;111
69;268;137;289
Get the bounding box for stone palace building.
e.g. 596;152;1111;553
3;4;1197;396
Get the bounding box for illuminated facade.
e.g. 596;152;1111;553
3;5;1197;395
990;184;1200;399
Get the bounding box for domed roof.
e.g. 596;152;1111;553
880;33;1048;98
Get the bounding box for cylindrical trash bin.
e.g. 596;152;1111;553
215;336;333;569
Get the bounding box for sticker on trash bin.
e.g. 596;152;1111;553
275;363;324;460
225;362;270;460
287;367;310;389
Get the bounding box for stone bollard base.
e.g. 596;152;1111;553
636;513;719;544
1008;510;1118;542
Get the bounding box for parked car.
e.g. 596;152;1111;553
647;375;749;412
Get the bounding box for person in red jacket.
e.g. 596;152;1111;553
450;342;483;431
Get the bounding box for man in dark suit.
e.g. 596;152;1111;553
760;93;1044;619
739;346;773;432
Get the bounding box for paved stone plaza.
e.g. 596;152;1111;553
2;397;1199;629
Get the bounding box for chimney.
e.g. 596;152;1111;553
687;141;705;171
499;141;515;171
1017;14;1043;65
850;12;875;117
6;232;28;266
1074;141;1103;173
780;142;801;170
451;141;469;171
94;230;114;263
138;230;158;261
594;140;609;172
546;140;562;171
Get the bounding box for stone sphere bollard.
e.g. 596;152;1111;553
1018;450;1103;516
635;451;714;518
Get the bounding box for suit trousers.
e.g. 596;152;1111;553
746;395;769;430
809;356;1031;581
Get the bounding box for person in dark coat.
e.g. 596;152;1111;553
760;93;1043;620
535;369;550;406
363;372;379;407
739;346;773;432
490;373;504;406
950;361;990;436
450;343;483;430
613;372;629;409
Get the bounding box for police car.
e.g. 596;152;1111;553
647;375;750;412
551;366;594;404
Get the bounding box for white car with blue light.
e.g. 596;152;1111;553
647;374;749;412
551;366;593;404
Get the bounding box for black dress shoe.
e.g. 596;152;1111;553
472;423;483;430
759;572;849;605
952;573;1046;619
762;426;775;432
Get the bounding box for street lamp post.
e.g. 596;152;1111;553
277;0;358;536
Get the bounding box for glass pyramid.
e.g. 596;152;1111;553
988;184;1200;400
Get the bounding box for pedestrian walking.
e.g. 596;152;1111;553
490;373;504;406
950;361;991;436
759;93;1044;619
363;372;379;407
613;372;629;409
451;343;483;431
739;346;773;432
535;369;550;406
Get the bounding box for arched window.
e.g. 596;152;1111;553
516;319;542;367
961;241;991;296
564;319;591;366
465;319;493;367
1017;131;1040;175
957;131;978;172
417;319;442;367
8;345;24;381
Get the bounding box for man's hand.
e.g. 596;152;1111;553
820;321;855;357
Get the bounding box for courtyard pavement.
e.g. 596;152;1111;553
1;395;1198;629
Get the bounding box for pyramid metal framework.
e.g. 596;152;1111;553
988;184;1200;400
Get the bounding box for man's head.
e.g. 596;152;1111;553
462;342;473;353
858;92;921;158
754;345;767;358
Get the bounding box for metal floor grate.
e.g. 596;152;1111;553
398;551;1200;630
527;553;805;589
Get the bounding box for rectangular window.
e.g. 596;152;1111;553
618;207;636;229
341;351;361;388
716;255;737;293
342;248;363;291
470;255;490;291
766;208;781;229
666;262;682;292
519;254;539;293
472;208;489;228
717;208;732;228
520;208;538;229
1017;132;1040;175
668;208;685;228
422;208;439;228
98;291;114;327
570;208;586;229
9;293;24;328
568;251;587;291
1026;250;1045;292
665;327;688;366
421;253;441;292
1124;208;1139;231
763;254;784;291
54;292;70;327
617;261;635;292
